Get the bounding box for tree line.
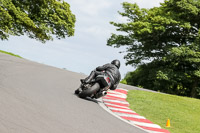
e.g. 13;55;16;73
107;0;200;99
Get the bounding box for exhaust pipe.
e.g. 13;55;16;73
102;91;107;96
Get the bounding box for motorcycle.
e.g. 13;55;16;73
75;74;111;99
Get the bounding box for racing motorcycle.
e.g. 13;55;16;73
75;74;111;99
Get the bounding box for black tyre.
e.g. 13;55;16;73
78;83;100;98
74;87;82;95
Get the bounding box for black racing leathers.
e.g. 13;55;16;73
96;63;121;90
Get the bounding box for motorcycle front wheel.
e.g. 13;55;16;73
78;83;100;98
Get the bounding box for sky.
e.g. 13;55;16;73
0;0;164;78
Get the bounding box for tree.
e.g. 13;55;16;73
124;48;200;98
108;0;200;98
0;0;76;42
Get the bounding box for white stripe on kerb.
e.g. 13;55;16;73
108;107;135;113
104;102;129;109
116;113;146;119
103;99;129;104
106;93;127;98
107;90;127;96
130;121;161;129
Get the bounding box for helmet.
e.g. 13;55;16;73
111;59;120;69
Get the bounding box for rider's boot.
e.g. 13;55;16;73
81;71;96;84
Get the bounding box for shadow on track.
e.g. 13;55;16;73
73;93;102;104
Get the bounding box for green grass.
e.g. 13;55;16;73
127;90;200;133
0;50;22;58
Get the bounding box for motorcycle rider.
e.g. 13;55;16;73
80;59;121;91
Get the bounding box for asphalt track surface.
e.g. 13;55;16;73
0;53;147;133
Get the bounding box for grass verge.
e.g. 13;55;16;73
0;50;22;58
127;90;200;133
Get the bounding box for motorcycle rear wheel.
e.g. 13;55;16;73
78;83;100;98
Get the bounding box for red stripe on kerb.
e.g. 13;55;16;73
114;89;128;94
103;96;126;101
103;101;129;107
111;110;139;115
105;104;132;110
121;116;153;123
136;125;170;133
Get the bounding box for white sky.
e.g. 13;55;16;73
0;0;164;78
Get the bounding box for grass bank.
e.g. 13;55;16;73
0;50;22;58
127;90;200;133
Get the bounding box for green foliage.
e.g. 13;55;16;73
108;0;200;65
0;50;22;58
124;62;163;92
0;0;76;42
108;0;200;98
124;47;200;98
120;78;127;84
